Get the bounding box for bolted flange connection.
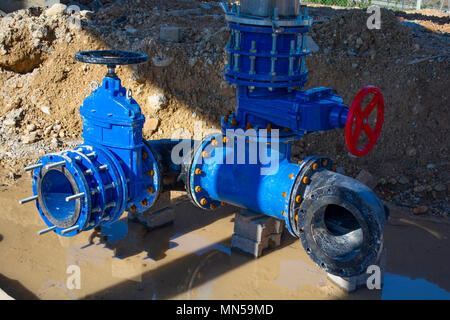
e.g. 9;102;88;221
24;143;161;237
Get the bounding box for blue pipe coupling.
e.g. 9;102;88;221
26;144;160;237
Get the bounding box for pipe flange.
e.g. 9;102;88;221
33;153;92;237
129;143;162;214
287;156;332;237
186;134;223;211
75;145;127;224
296;175;385;277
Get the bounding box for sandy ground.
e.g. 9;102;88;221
0;176;449;300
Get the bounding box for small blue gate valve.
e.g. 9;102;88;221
21;51;161;237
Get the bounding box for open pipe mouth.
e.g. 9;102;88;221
311;204;363;261
296;168;386;277
37;167;81;228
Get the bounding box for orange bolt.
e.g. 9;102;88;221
289;173;294;179
295;195;302;203
302;176;309;184
209;204;216;210
295;214;298;222
220;201;226;206
195;186;202;193
202;151;210;158
282;192;287;198
322;159;328;166
129;205;136;212
312;163;319;171
246;122;253;130
147;186;155;193
146;169;154;176
211;139;218;146
142;152;148;160
223;136;228;143
141;199;148;207
231;119;238;127
281;211;285;216
195;168;202;175
266;123;272;132
200;198;207;206
331;165;337;172
298;160;303;165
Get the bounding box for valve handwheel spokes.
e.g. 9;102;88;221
345;86;385;157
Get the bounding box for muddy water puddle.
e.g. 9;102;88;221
0;177;449;299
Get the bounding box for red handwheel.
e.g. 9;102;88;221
345;86;385;157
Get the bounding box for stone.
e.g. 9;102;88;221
144;117;159;132
22;132;37;144
45;3;67;16
398;175;410;185
413;206;429;215
407;147;417;157
147;93;167;113
39;105;51;115
434;184;446;192
355;169;377;190
4;118;16;127
152;56;174;67
160;27;183;43
26;124;37;132
388;178;397;185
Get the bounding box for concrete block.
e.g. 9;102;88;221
327;246;386;292
231;234;269;258
231;211;284;258
160;26;183;42
233;211;283;242
129;207;175;230
128;192;175;229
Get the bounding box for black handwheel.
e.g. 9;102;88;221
74;50;148;65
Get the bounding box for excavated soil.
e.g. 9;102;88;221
0;1;449;219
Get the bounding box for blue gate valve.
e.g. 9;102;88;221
20;51;161;237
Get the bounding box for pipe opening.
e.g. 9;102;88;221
40;170;77;224
311;204;363;261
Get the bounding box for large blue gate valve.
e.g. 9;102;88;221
20;51;162;237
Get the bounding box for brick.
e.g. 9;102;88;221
234;211;283;242
129;207;175;230
231;234;269;258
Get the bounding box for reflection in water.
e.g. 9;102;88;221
169;233;231;256
382;273;450;300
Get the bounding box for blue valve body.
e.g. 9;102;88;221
32;76;161;236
